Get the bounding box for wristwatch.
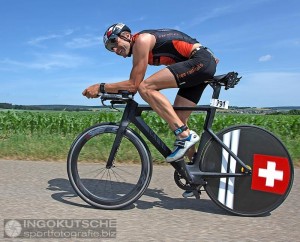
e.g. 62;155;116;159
99;83;106;93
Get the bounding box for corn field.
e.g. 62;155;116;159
0;110;299;162
0;110;299;137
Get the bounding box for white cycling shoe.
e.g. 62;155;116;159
166;130;200;162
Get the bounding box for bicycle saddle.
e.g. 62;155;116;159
210;72;242;90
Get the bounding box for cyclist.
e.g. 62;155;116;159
82;23;218;163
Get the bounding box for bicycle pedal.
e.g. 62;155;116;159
182;189;201;199
193;190;201;199
182;190;194;198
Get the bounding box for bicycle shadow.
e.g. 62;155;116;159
47;178;232;215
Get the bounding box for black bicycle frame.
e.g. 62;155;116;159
106;83;251;185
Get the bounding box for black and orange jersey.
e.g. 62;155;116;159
132;29;199;66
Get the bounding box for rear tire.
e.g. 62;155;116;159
200;125;294;216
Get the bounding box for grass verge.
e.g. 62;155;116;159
0;133;299;167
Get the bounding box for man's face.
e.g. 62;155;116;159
112;36;130;58
112;33;131;58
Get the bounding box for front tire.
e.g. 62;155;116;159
67;123;152;209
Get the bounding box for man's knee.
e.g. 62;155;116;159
137;82;147;98
138;81;146;93
138;80;155;99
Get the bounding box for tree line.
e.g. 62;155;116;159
0;103;92;111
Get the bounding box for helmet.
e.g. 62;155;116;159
103;23;131;51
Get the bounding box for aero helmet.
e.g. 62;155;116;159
103;23;131;51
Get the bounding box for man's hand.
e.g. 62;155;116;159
82;83;100;98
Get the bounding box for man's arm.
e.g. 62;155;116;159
105;34;152;93
82;34;153;97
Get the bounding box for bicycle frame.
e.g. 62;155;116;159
69;70;293;215
106;83;251;186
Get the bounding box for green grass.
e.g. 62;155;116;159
0;134;75;161
0;110;299;165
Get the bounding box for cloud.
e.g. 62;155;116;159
189;0;272;27
259;54;272;62
27;29;102;49
27;29;74;47
0;53;88;70
190;6;232;26
65;36;101;49
271;38;300;48
220;71;300;107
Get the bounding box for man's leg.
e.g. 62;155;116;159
173;95;197;161
138;68;190;138
138;68;200;162
173;95;196;127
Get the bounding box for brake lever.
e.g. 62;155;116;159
100;98;119;112
101;98;107;107
110;101;125;112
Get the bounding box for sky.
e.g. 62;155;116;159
0;0;299;107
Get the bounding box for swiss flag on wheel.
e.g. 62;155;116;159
251;154;291;195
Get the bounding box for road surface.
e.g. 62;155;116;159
0;160;299;241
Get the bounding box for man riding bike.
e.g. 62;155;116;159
82;23;218;163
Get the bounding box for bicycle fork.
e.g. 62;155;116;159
105;103;136;169
105;124;127;169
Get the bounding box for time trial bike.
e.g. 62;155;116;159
67;72;294;216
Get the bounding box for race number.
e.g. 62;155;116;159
210;98;229;109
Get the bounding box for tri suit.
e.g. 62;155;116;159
132;29;218;104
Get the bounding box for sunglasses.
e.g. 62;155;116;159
104;34;119;52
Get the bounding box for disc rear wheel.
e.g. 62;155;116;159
201;125;294;216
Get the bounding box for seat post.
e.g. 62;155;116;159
211;83;221;99
203;84;221;130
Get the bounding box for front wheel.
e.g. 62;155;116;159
67;123;152;209
200;125;294;216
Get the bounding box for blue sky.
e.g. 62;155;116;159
1;0;299;107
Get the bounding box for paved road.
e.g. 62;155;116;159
0;160;299;242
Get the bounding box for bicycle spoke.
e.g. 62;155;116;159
79;167;106;178
113;166;138;176
110;168;125;182
67;124;152;209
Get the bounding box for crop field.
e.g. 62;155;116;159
0;110;299;165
